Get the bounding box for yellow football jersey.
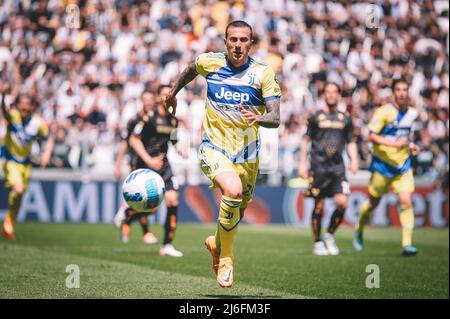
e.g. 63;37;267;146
2;109;48;164
368;103;418;177
195;52;281;163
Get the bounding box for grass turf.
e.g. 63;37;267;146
0;223;448;299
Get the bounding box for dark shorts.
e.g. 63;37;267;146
135;160;178;192
306;169;350;199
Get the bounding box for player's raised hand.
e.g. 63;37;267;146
239;103;258;126
165;92;177;116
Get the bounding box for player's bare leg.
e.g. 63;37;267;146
114;202;128;229
205;171;243;288
324;194;347;255
2;183;25;241
353;195;380;251
311;198;328;255
398;192;417;256
120;208;139;243
141;215;158;245
159;190;183;257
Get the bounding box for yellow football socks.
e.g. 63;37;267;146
214;221;221;251
3;190;23;235
7;190;22;222
216;196;242;259
400;206;414;247
356;200;373;232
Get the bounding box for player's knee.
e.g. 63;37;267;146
335;195;348;211
399;195;412;208
165;190;179;207
313;199;324;215
12;184;25;196
215;172;243;199
223;184;243;200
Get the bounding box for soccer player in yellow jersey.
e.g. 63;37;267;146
165;21;281;287
0;83;54;240
353;78;421;256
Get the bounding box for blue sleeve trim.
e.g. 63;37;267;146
263;96;281;102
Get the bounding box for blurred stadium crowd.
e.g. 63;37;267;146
0;0;448;185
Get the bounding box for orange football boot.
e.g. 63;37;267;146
1;215;16;241
217;257;234;288
204;235;220;275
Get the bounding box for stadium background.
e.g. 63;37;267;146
0;0;448;227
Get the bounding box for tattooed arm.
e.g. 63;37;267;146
0;83;12;124
257;98;280;128
165;61;199;115
240;98;281;128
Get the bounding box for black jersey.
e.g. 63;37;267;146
121;115;139;141
306;109;354;172
131;109;178;160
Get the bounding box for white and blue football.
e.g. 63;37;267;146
122;169;166;212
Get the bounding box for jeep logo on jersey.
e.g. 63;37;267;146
215;87;250;102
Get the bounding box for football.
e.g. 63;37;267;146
122;169;166;212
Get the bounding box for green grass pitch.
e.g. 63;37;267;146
0;223;448;298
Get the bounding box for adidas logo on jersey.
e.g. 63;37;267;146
215;87;250;102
